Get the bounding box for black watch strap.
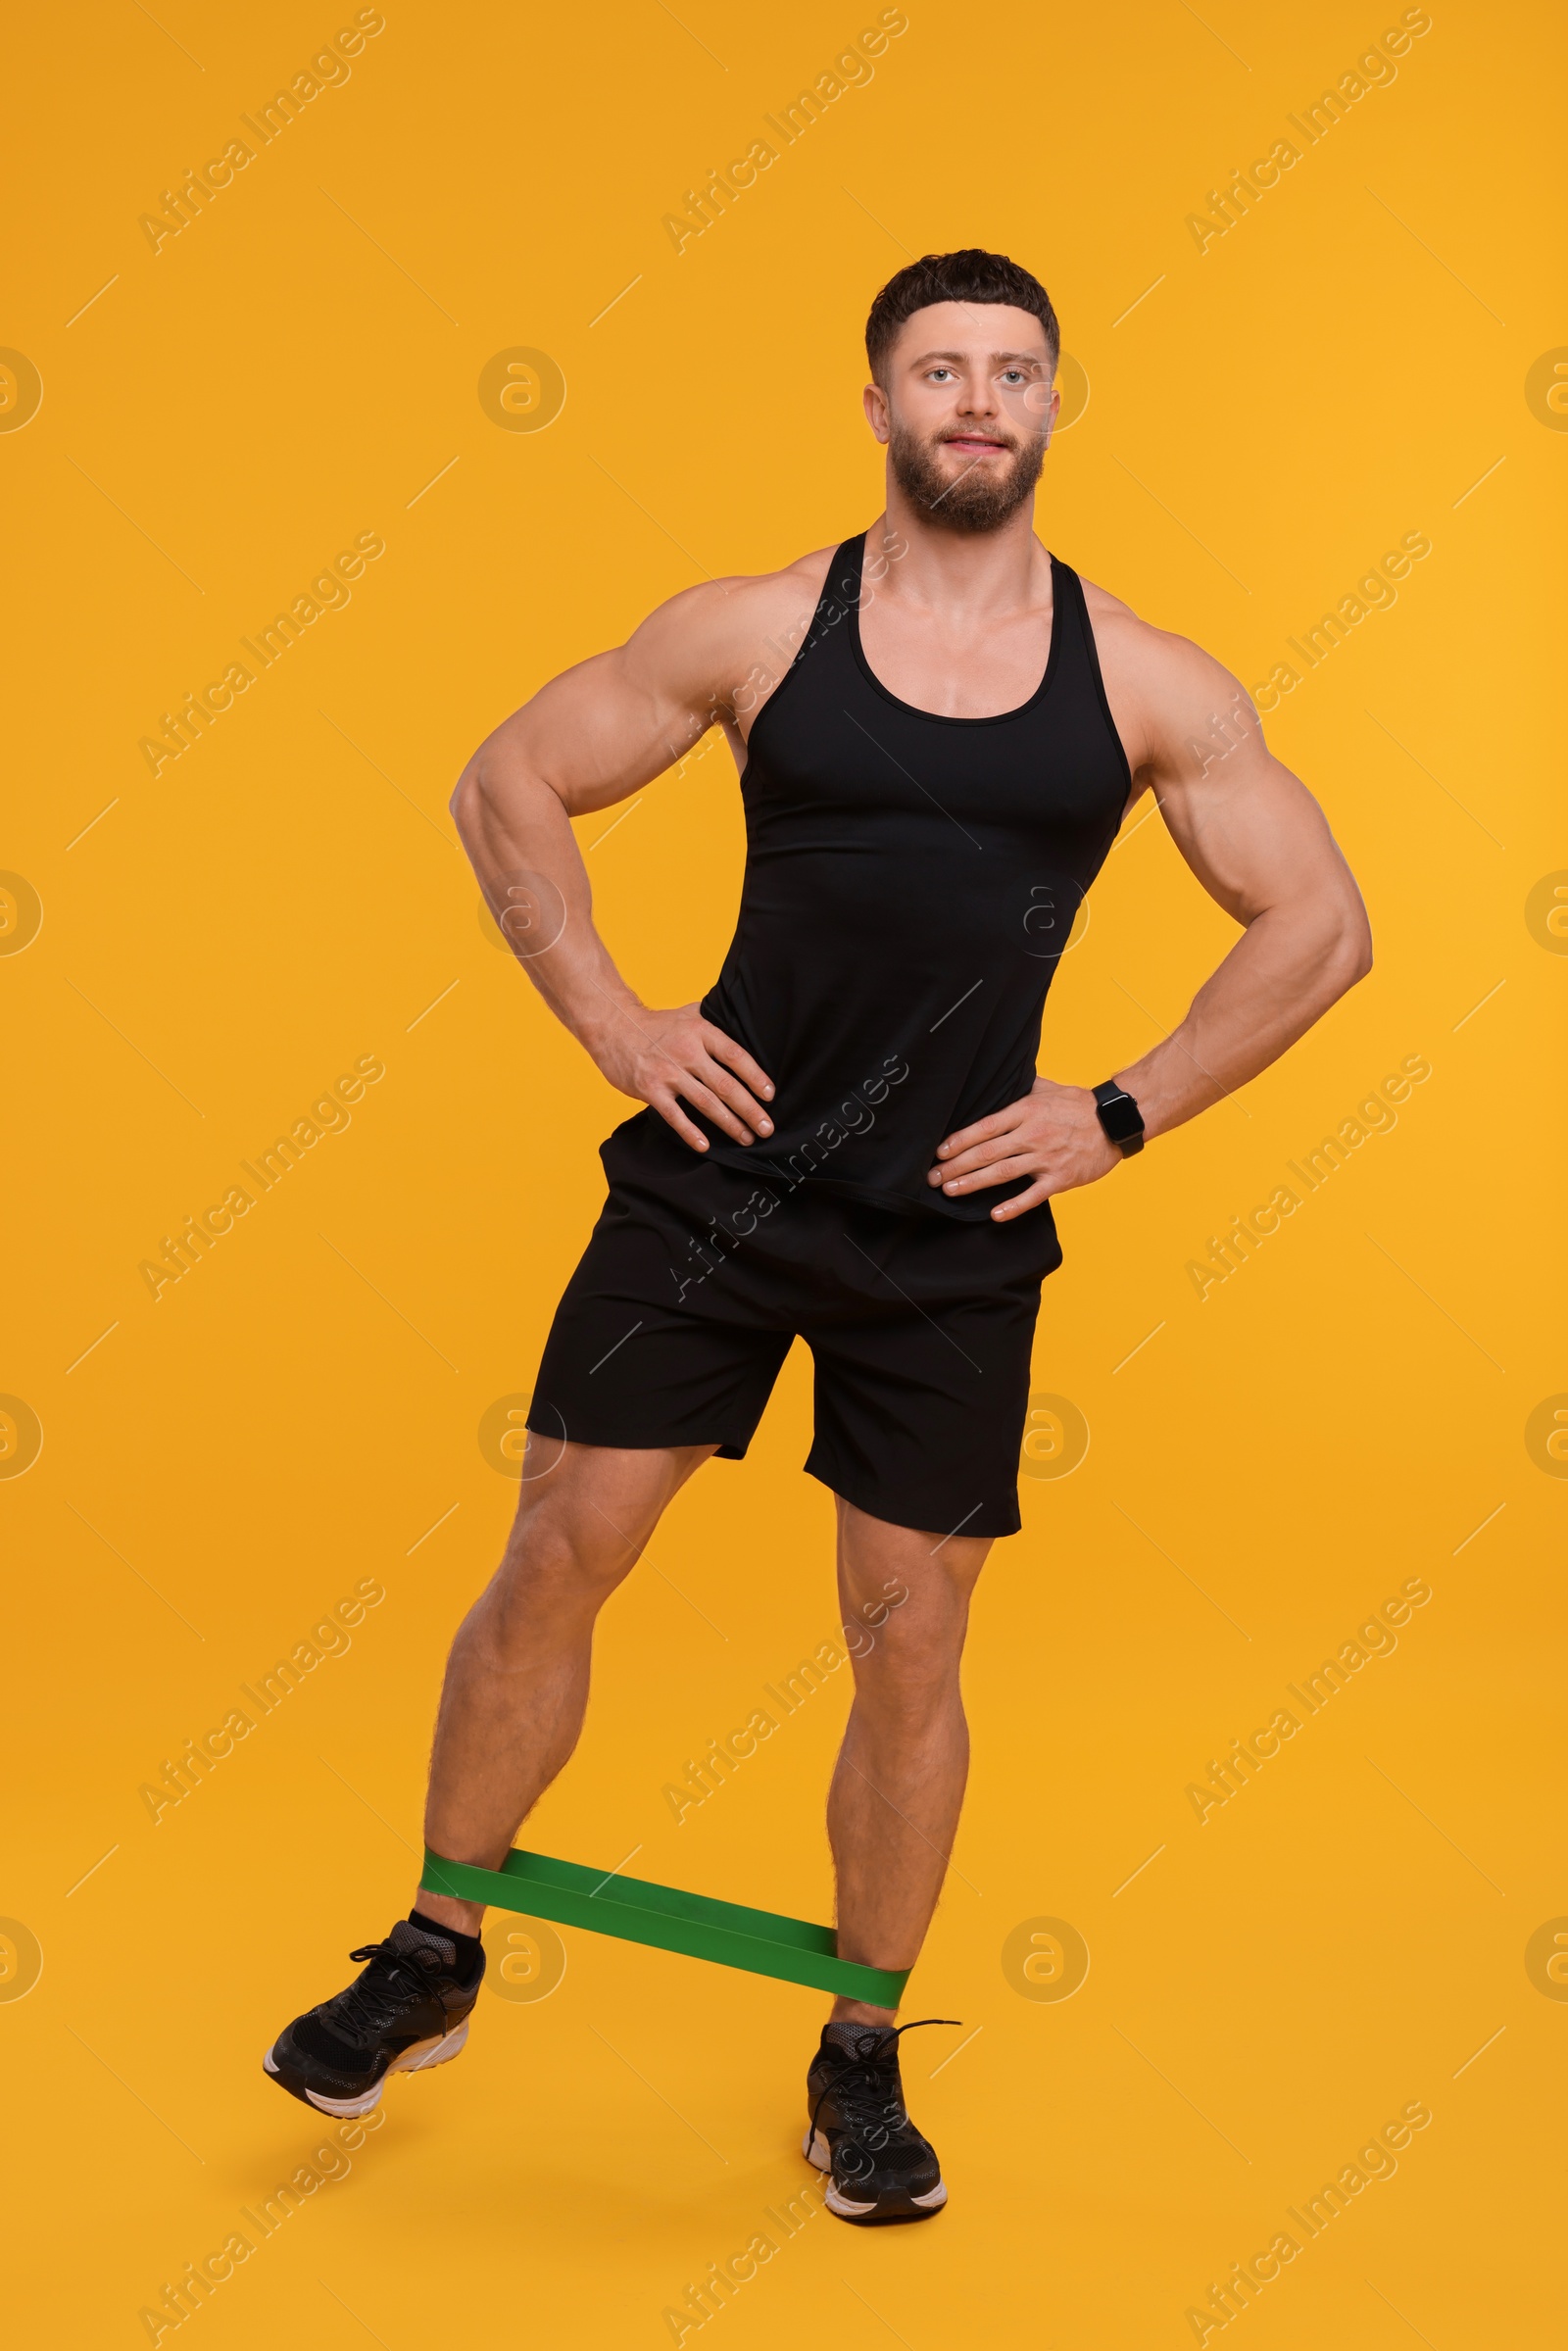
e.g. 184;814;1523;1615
1092;1079;1145;1156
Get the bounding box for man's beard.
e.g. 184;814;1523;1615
888;421;1047;533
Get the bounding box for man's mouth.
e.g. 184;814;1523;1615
940;434;1010;458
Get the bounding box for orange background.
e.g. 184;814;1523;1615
2;1;1563;2343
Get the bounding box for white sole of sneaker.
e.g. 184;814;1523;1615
265;2017;470;2118
802;2128;947;2217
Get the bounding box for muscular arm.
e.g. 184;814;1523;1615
931;626;1372;1217
1106;637;1372;1133
450;566;819;1151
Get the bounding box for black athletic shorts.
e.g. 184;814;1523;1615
526;1111;1062;1538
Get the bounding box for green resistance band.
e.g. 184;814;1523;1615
420;1846;910;2008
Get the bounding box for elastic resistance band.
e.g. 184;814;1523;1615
421;1847;910;2007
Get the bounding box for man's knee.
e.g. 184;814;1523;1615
850;1608;967;1710
503;1504;630;1599
460;1508;629;1655
840;1535;985;1675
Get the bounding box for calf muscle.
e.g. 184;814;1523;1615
416;1441;713;1933
827;1499;992;2019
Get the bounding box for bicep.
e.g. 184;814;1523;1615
479;652;709;819
476;589;727;817
1160;753;1354;924
1143;655;1360;926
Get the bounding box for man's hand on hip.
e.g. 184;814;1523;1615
927;1076;1122;1219
595;1003;776;1154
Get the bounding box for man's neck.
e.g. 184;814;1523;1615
870;488;1049;618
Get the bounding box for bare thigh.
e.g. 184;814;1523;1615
417;1439;718;1926
486;1433;720;1620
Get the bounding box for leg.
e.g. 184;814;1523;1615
825;1496;992;2025
415;1435;715;1935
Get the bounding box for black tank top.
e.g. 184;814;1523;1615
689;531;1132;1222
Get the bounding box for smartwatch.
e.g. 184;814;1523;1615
1092;1079;1145;1156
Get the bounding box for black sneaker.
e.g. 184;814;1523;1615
264;1919;483;2118
804;2019;956;2225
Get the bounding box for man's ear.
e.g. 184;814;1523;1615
1028;376;1061;449
862;380;891;444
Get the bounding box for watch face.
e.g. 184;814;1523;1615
1095;1086;1143;1144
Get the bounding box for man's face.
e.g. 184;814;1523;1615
864;301;1058;532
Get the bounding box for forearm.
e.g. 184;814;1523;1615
450;730;774;1151
1113;901;1371;1140
451;751;644;1064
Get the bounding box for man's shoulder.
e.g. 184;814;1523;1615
674;543;838;640
628;544;838;688
1078;571;1240;703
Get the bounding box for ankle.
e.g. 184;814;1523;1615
408;1889;484;1938
407;1909;484;1982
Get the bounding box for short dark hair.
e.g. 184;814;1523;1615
865;249;1059;382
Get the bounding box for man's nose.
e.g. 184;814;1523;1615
956;370;998;416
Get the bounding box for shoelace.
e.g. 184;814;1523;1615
808;2018;960;2158
322;1938;443;2042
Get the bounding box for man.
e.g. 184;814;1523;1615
266;250;1370;2224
